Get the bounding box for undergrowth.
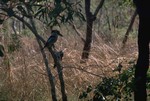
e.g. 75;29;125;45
79;61;150;101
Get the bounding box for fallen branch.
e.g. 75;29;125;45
63;66;104;78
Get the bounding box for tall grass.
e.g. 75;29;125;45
0;24;138;100
0;1;139;100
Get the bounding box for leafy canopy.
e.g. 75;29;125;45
0;0;85;27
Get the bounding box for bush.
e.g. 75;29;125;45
79;61;145;101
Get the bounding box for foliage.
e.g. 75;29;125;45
0;0;85;28
79;61;140;101
34;0;85;27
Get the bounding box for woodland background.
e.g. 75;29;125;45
0;0;150;101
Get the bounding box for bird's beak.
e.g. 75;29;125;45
58;33;63;37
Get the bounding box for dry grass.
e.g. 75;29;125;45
0;29;138;100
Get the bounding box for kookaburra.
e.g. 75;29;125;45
42;30;63;50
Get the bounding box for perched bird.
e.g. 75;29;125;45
42;30;63;50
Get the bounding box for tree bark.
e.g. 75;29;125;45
133;0;150;101
81;0;92;60
48;48;68;101
81;0;105;60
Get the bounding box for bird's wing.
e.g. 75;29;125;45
47;35;57;43
42;35;58;50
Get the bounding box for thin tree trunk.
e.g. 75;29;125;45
29;18;58;101
122;10;137;48
69;21;85;43
13;14;57;101
81;0;92;60
81;0;105;60
48;48;68;101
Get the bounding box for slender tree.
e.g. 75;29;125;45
122;10;137;48
81;0;105;60
133;0;150;101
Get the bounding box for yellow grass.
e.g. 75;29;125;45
0;30;138;100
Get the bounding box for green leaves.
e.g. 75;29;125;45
96;77;119;96
1;0;85;28
17;6;27;15
79;91;87;99
75;12;86;21
79;61;136;100
79;85;92;99
86;85;92;93
17;2;33;18
34;1;85;27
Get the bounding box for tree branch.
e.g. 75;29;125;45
48;47;68;101
93;0;105;17
122;10;137;48
29;18;58;101
63;66;103;78
69;21;85;43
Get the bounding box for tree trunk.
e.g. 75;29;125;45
81;17;93;60
81;0;93;60
134;16;149;101
81;0;105;60
48;48;68;101
13;14;58;101
29;18;58;101
133;0;150;101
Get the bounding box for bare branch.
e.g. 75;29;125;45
69;21;85;43
93;0;105;17
63;66;103;78
122;10;137;48
29;17;58;101
48;47;68;101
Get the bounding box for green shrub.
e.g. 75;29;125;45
79;61;140;101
